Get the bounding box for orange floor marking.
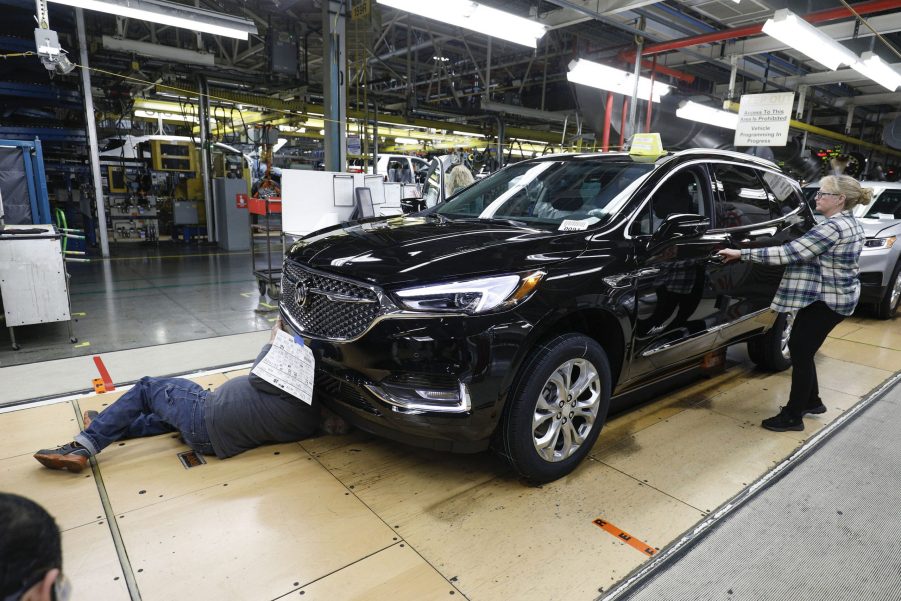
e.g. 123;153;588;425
592;518;657;556
92;356;116;391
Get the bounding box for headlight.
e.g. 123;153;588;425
394;271;545;314
864;235;897;249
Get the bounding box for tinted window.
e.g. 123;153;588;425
634;166;710;235
759;172;800;216
437;159;654;228
865;190;901;219
710;164;774;228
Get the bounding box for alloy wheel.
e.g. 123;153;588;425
531;358;602;462
891;271;901;311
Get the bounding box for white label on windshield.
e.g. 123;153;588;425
559;218;599;231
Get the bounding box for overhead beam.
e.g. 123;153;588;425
835;91;901;107
714;62;901;94
540;0;665;28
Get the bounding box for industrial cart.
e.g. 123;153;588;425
0;224;79;350
248;195;283;302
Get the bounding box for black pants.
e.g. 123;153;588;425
786;301;845;416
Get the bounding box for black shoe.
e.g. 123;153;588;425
34;442;92;473
761;408;804;432
802;403;827;416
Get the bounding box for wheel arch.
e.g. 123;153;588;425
502;308;628;403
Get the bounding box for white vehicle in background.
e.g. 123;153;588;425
373;154;431;182
804;181;901;319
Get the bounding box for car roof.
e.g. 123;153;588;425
804;181;901;189
518;148;780;171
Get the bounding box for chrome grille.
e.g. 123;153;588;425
281;261;381;340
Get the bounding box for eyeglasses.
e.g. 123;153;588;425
815;191;842;198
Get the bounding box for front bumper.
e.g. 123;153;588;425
858;249;899;303
281;309;533;453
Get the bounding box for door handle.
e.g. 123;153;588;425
636;268;661;277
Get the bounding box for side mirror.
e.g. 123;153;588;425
652;213;710;243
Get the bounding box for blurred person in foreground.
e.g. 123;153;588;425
0;493;69;601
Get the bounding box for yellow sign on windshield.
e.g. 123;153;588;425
629;133;664;157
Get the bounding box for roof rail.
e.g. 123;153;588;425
674;148;780;170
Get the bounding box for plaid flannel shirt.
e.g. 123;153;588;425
740;211;864;316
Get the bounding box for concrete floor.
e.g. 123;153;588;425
1;313;898;601
0;243;275;367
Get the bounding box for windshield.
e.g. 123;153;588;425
436;159;654;228
864;189;901;219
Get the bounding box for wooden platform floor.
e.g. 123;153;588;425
1;315;898;601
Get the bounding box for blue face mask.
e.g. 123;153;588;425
53;574;72;601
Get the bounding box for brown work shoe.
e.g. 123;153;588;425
34;442;91;473
83;410;99;430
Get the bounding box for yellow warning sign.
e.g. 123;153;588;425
629;133;664;157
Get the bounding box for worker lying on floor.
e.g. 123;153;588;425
34;318;348;473
0;493;70;601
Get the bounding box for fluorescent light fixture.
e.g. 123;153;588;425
762;8;857;70
48;0;257;40
676;100;738;130
376;0;547;48
394;137;419;145
851;52;901;92
452;130;486;138
102;35;215;66
566;58;672;103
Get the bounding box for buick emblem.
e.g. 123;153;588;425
295;281;309;307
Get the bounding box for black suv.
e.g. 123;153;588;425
280;149;814;482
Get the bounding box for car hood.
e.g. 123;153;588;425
285;216;588;287
858;217;901;238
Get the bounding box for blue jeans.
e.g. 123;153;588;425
75;377;215;456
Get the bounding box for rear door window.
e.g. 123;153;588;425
759;171;800;216
710;164;775;228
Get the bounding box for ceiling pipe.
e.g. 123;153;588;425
630;0;901;58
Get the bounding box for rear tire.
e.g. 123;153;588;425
497;334;611;484
875;260;901;320
747;312;793;372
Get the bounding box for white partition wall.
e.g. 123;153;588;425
282;170;406;235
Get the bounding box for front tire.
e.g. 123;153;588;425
747;312;793;372
875;260;901;320
498;334;612;484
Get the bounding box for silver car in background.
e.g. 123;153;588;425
804;181;901;319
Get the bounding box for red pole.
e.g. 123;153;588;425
645;56;656;133
602;93;614;152
620;98;629;150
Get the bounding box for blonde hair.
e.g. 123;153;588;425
446;164;475;196
819;175;873;210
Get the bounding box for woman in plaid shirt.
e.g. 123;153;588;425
718;175;871;432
